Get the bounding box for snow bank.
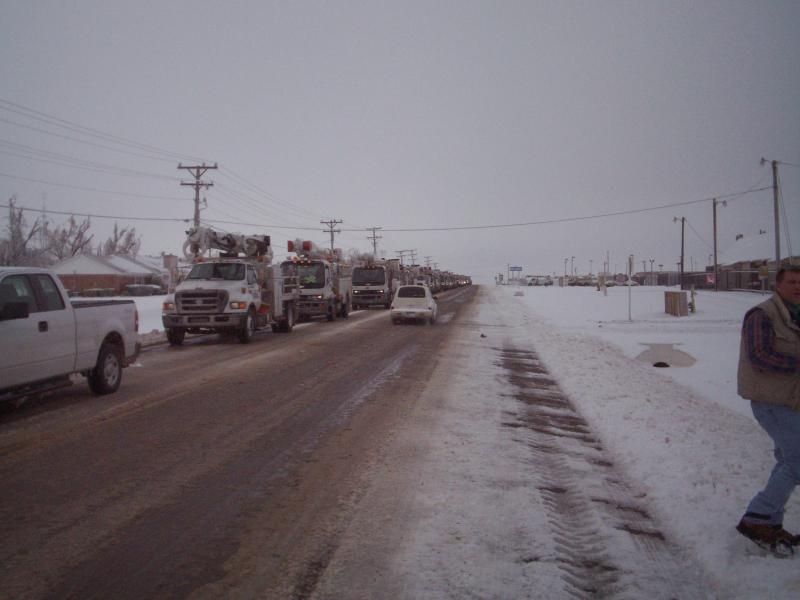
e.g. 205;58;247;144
488;284;800;598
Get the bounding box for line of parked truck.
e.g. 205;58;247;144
0;226;470;404
162;226;471;345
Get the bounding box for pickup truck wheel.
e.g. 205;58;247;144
166;328;185;346
88;343;122;395
238;308;256;343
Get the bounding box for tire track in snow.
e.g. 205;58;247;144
495;346;712;599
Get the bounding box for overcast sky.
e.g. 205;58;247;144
1;0;798;282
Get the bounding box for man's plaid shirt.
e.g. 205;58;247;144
743;309;799;374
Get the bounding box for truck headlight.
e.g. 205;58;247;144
230;301;247;309
162;302;175;312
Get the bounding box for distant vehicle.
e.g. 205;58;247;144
1;267;140;402
352;260;399;309
281;241;351;322
123;283;164;296
390;285;438;325
624;279;640;286
603;279;617;287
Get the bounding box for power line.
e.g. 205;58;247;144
0;116;182;163
685;219;712;249
0;97;207;162
0;147;178;182
218;167;324;221
0;202;189;223
339;186;772;232
0;171;186;200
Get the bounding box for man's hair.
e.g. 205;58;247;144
776;265;800;283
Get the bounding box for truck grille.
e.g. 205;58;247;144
176;290;229;313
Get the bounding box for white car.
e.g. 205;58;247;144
390;285;438;325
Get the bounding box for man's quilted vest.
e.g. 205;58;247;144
737;294;800;410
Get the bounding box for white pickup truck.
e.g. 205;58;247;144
0;267;140;402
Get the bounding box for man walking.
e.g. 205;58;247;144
736;265;800;555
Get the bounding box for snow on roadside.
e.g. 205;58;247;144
487;284;800;598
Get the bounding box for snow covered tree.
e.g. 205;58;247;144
100;222;141;257
47;215;94;260
0;197;44;266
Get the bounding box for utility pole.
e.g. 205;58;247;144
570;256;575;277
424;256;432;268
761;158;781;269
395;249;412;266
649;259;654;285
178;163;217;229
321;219;343;256
712;198;726;292
674;216;685;289
366;226;382;256
409;249;418;265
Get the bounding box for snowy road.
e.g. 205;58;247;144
1;284;796;598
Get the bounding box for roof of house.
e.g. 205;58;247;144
51;254;163;276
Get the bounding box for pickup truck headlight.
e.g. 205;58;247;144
230;301;247;310
162;301;176;312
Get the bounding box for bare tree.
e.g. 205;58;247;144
101;222;141;257
47;215;94;260
0;197;44;266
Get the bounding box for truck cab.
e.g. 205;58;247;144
163;259;297;344
351;264;395;309
282;257;351;322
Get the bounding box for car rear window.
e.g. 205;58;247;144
398;286;425;298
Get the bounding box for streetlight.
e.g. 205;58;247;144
564;258;568;280
570;256;575;278
649;259;655;285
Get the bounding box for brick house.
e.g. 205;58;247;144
51;254;167;295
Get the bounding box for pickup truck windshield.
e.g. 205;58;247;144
352;267;386;286
186;263;245;281
296;263;326;289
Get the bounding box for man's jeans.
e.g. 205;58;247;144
745;401;800;525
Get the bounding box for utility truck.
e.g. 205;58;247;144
162;226;298;345
281;241;351;322
351;259;400;309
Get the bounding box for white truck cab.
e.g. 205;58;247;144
162;259;297;345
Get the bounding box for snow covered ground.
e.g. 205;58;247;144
393;284;796;598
